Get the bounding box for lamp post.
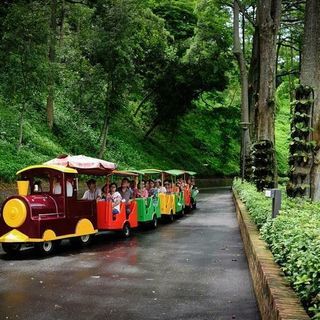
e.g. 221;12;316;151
240;121;250;183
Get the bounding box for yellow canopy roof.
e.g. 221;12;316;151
17;165;78;175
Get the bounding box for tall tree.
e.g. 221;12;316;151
233;0;250;179
300;0;320;200
252;0;282;190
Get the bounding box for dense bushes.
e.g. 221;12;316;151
233;178;320;319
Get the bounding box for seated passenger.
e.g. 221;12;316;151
131;180;140;199
53;177;62;195
33;180;42;193
148;180;156;197
155;179;166;193
118;178;133;214
164;180;172;193
66;178;73;197
107;183;122;215
145;180;150;191
101;184;108;199
82;179;101;200
137;181;149;198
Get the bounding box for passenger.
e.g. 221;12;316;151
155;179;166;193
177;178;184;191
145;180;150;192
164;180;172;193
107;182;122;215
137;180;149;198
53;177;62;194
132;181;140;199
66;178;73;197
190;177;197;190
101;184;108;200
148;179;156;197
82;179;101;200
118;178;133;215
33;180;42;193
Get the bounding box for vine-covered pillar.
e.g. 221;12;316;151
287;85;314;198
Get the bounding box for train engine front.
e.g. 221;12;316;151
0;165;79;255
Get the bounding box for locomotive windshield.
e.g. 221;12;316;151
31;174;50;194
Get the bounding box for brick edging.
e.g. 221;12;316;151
232;188;310;320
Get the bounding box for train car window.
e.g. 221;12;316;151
32;175;50;193
52;176;62;195
66;179;73;197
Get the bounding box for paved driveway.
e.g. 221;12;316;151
0;188;260;320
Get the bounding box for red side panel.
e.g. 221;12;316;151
97;201;126;230
184;188;191;206
128;201;138;228
97;200;138;230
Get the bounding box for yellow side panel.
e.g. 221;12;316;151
75;219;95;235
42;229;57;241
0;229;29;243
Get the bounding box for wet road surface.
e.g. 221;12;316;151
0;188;260;320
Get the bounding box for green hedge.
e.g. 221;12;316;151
233;178;320;319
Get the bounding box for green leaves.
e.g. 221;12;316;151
234;179;320;318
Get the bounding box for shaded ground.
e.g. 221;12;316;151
0;188;260;320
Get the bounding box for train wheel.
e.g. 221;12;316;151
151;215;158;229
35;241;57;255
70;235;93;247
2;243;21;255
192;202;197;210
122;223;131;238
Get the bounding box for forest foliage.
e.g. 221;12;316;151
0;0;298;181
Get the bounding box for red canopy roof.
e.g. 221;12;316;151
44;155;117;175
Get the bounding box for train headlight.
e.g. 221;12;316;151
3;199;27;228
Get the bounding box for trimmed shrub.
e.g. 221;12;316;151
233;178;320;319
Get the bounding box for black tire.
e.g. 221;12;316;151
192;202;197;210
122;223;131;238
151;215;158;229
2;243;21;255
70;235;93;247
34;241;57;255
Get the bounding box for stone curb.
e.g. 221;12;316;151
232;188;310;320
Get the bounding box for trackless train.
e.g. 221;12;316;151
0;155;198;255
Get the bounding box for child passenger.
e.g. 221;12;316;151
107;183;122;214
148;179;156;197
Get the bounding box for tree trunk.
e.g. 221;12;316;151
248;26;260;142
17;105;26;151
233;0;251;179
301;0;320;200
59;0;65;46
46;0;57;129
98;114;110;159
144;118;161;138
134;91;153;117
252;0;282;190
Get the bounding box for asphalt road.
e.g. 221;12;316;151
0;188;260;320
